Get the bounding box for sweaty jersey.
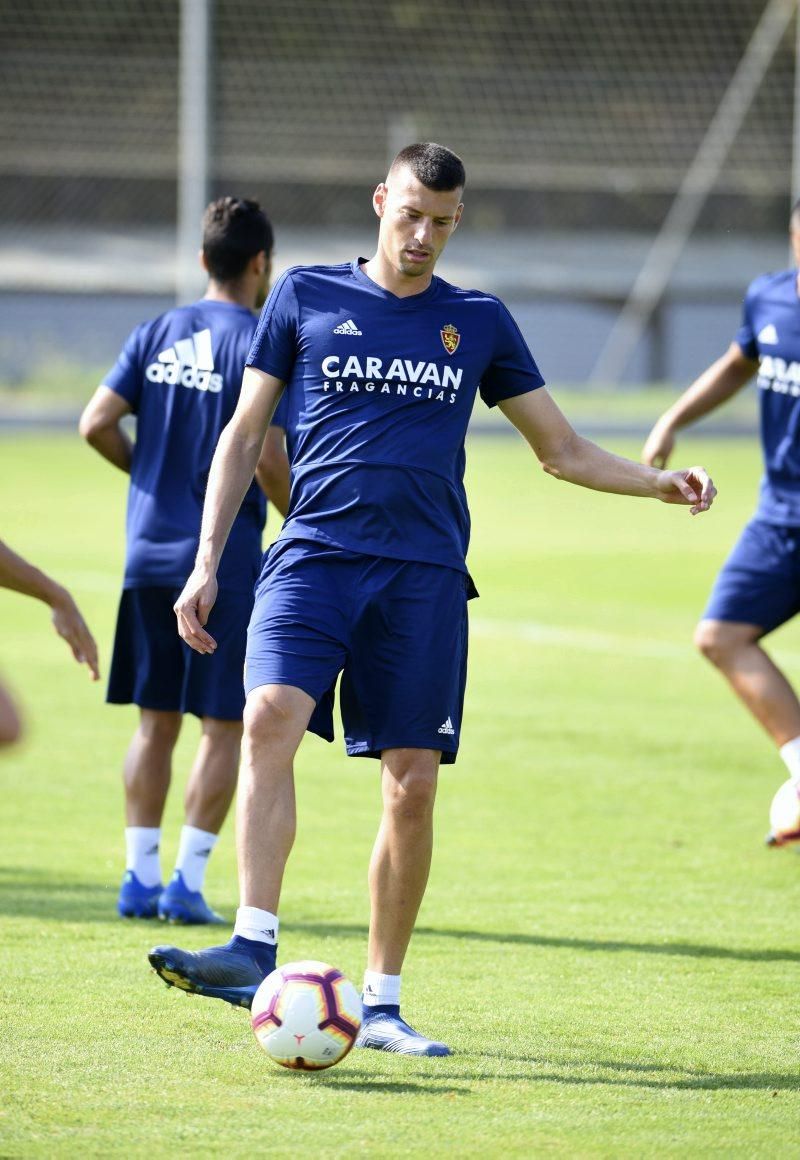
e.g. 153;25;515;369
736;269;800;525
246;259;544;571
105;298;284;592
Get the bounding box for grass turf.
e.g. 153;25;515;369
1;431;799;1156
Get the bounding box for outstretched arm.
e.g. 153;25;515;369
642;343;757;468
79;386;134;473
174;367;285;653
499;388;716;514
0;540;100;679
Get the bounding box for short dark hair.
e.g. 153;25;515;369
389;143;466;192
202;196;274;282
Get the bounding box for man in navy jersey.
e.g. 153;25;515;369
643;200;800;845
80;197;289;925
149;145;715;1054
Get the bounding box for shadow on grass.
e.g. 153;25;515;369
287;920;800;966
276;1058;798;1096
3;871;800;967
462;1051;800;1092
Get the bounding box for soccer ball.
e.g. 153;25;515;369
766;779;800;846
250;960;362;1070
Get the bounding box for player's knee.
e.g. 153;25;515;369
694;620;741;668
138;710;182;748
202;717;243;746
243;692;294;750
383;757;438;820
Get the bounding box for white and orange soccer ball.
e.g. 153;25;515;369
766;779;800;847
250;960;362;1071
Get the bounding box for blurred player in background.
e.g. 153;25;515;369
643;200;800;845
80;197;289;924
0;538;99;745
150;144;715;1054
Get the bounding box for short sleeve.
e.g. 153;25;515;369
479;300;545;408
247;270;300;382
103;325;146;411
734;280;759;360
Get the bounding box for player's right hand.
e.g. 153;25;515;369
174;571;218;654
642;420;676;469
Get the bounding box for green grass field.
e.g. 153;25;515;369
2;432;799;1157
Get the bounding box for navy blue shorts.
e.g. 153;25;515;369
107;586;254;720
244;540;470;763
702;518;800;635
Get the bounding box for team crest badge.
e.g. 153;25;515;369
440;323;460;355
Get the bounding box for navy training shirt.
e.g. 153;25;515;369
736;269;800;525
246;260;544;571
105;298;287;592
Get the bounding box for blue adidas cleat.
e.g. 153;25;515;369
157;871;227;925
354;1005;452;1056
117;870;162;919
148;936;276;1009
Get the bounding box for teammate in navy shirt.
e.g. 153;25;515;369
151;145;716;1054
643;200;800;844
79;197;289;925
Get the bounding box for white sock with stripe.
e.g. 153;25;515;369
174;825;218;893
125;826;162;888
362;970;401;1008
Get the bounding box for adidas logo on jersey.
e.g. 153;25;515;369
333;318;363;336
437;716;455;736
145;328;223;392
758;324;779;345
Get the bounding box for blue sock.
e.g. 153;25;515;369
227;934;277;974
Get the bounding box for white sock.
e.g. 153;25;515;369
173;825;218;893
779;737;800;783
125;826;162;888
362;970;401;1008
234;906;279;945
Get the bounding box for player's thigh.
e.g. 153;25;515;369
107;587;186;711
702;519;800;636
244;541;352;706
182;587;254;721
341;561;469;761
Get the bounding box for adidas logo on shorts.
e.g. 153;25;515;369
437;716;455;736
332;318;363;335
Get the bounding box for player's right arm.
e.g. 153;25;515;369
78;385;134;472
174;367;285;653
642;343;758;468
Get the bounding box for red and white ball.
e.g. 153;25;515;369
250;960;362;1070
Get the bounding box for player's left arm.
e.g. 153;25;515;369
499;388;716;515
0;540;100;679
78;386;134;473
255;424;290;517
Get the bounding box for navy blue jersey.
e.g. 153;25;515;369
105;299;285;592
736;270;800;525
247;260;544;571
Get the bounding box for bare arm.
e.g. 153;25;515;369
0;540;100;679
79;386;134;473
499;388;716;514
255;424;290;517
642;343;757;468
174;367;285;653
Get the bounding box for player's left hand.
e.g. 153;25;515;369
51;591;100;680
655;466;717;515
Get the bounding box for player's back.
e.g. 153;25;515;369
105;298;265;591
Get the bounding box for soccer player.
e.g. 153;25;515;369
0;538;99;745
149;144;716;1054
642;199;800;841
79;197;289;924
